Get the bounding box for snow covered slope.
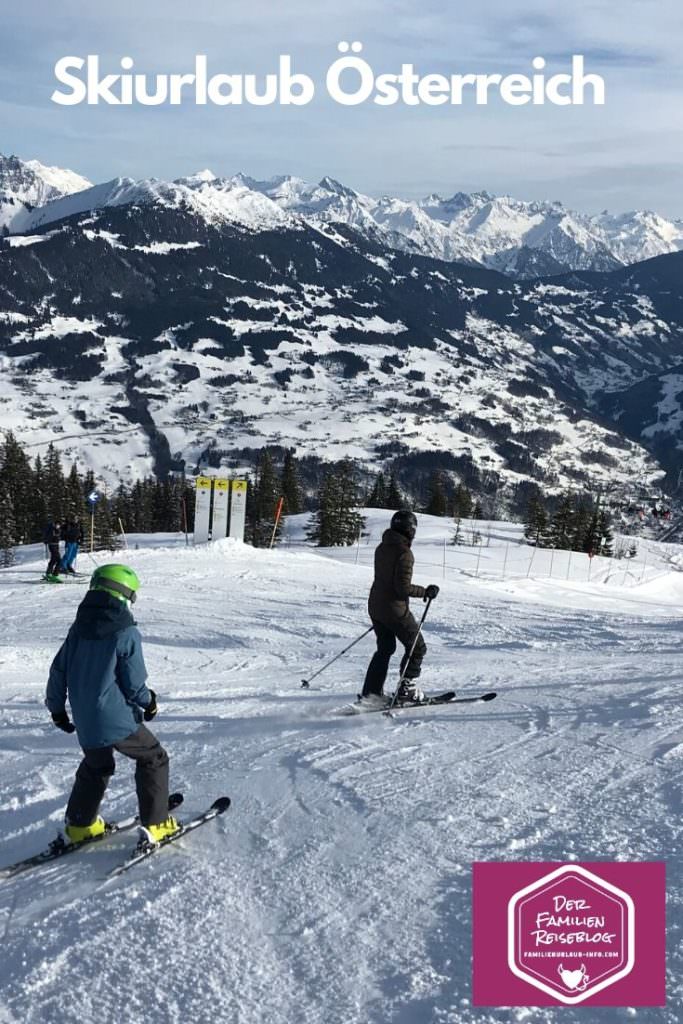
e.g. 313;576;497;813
0;516;680;1023
601;364;683;478
9;174;295;236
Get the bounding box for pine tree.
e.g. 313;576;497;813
585;508;614;558
524;497;549;547
92;496;120;552
112;483;132;534
425;471;448;517
0;491;17;566
0;432;34;542
249;450;282;547
43;444;67;524
336;460;365;544
452;483;473;520
152;480;181;532
308;460;365;546
549;493;574;550
307;471;340;547
169;477;187;532
386;472;403;509
65;462;84;517
281;450;303;515
597;511;614;557
31;453;48;542
130;479;154;533
367;472;387;508
572;502;592;553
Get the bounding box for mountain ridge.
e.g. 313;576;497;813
3;154;683;277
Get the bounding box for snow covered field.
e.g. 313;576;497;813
0;513;681;1023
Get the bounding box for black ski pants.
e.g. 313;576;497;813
65;724;169;828
362;613;427;697
46;543;61;576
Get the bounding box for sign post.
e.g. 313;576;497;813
269;497;284;549
193;476;247;544
211;478;230;539
87;490;100;553
193;476;213;544
228;480;247;541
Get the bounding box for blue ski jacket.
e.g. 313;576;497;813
45;590;153;748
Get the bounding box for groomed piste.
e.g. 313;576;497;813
0;511;680;1024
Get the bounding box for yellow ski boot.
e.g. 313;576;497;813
65;816;106;843
143;816;180;844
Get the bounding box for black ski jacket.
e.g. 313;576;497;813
43;522;61;545
62;521;84;544
368;528;425;624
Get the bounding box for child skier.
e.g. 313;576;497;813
45;564;179;844
361;510;439;707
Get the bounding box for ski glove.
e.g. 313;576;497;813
52;711;76;734
143;690;158;721
424;584;440;601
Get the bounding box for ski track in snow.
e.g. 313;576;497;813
0;526;681;1024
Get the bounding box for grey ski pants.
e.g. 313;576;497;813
65;724;169;827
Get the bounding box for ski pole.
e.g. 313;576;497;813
386;597;433;714
301;625;374;688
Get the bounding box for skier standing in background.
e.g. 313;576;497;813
60;516;84;575
45;564;179;844
43;520;62;581
361;510;439;707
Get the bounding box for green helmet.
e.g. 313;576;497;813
90;564;141;604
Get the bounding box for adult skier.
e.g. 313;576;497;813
45;564;179;844
60;516;85;575
361;510;439;707
43;520;62;581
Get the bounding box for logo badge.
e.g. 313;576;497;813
508;864;633;1004
473;862;665;1007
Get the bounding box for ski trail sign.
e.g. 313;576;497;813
193;476;213;544
193;476;247;544
211;478;230;540
229;480;247;541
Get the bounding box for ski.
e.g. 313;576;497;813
385;691;497;717
107;796;231;879
0;793;183;881
339;691;497;716
21;578;89;586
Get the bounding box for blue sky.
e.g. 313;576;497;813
2;0;682;216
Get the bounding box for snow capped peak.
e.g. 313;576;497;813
0;153;92;231
22;158;91;196
317;176;358;198
175;169;219;186
227;173;306;197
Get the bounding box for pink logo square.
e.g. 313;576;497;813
473;862;665;1007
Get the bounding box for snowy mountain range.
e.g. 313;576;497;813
4;156;683;278
1;152;682;498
